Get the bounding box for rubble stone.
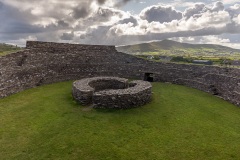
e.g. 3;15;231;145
0;41;239;107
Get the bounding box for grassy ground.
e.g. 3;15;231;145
0;81;240;160
0;50;22;57
0;43;22;56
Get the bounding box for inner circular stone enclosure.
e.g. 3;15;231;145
72;77;152;109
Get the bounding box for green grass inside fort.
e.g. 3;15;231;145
1;81;240;160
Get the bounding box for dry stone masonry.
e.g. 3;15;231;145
0;41;239;107
72;77;128;105
72;77;152;109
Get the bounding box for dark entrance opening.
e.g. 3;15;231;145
209;85;219;95
144;73;154;82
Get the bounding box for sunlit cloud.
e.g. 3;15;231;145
0;0;239;48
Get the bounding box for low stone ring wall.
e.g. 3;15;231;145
72;77;152;109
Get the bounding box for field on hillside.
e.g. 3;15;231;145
131;48;240;60
1;81;240;160
0;43;22;56
117;40;240;59
117;40;240;66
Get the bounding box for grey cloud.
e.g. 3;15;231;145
44;22;71;31
0;2;37;23
118;16;138;26
41;20;72;32
80;34;86;39
0;33;31;41
226;4;240;18
0;1;72;45
0;3;44;34
125;26;237;45
96;0;133;7
115;0;134;7
73;7;125;31
35;32;60;42
72;7;90;19
0;21;43;34
1;0;240;48
184;2;226;20
183;3;206;19
93;7;123;21
0;1;3;9
79;10;240;46
60;31;74;40
79;25;114;44
97;0;107;5
140;5;182;23
57;20;69;27
72;2;92;19
212;1;224;12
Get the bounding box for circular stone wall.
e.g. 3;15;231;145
72;77;152;109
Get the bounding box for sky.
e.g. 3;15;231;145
0;0;240;48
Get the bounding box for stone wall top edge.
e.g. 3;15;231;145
26;41;116;49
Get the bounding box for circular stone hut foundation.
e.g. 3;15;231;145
72;77;152;109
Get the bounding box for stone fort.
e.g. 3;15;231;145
0;41;239;107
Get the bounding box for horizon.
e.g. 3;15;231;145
3;39;240;50
0;0;240;48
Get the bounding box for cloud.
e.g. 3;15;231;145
97;0;107;5
91;7;125;23
226;3;240;17
171;35;230;44
0;1;3;9
57;20;70;28
0;2;44;34
233;15;240;25
183;3;206;19
72;2;93;19
183;1;226;19
60;31;74;40
96;0;134;7
109;8;232;37
140;5;182;23
114;0;134;7
0;0;240;49
212;1;224;12
199;35;230;43
221;0;240;5
170;35;240;49
183;10;231;30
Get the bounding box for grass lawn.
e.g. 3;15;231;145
0;81;240;160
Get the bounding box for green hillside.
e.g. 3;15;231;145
0;43;22;56
1;81;240;159
117;40;240;60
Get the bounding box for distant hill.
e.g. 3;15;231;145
0;43;22;56
116;40;240;59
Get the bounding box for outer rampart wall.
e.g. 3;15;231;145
0;41;239;106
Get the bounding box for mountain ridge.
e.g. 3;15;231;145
117;39;240;56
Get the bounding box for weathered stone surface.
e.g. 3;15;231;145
72;77;128;105
72;77;152;109
0;41;239;107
